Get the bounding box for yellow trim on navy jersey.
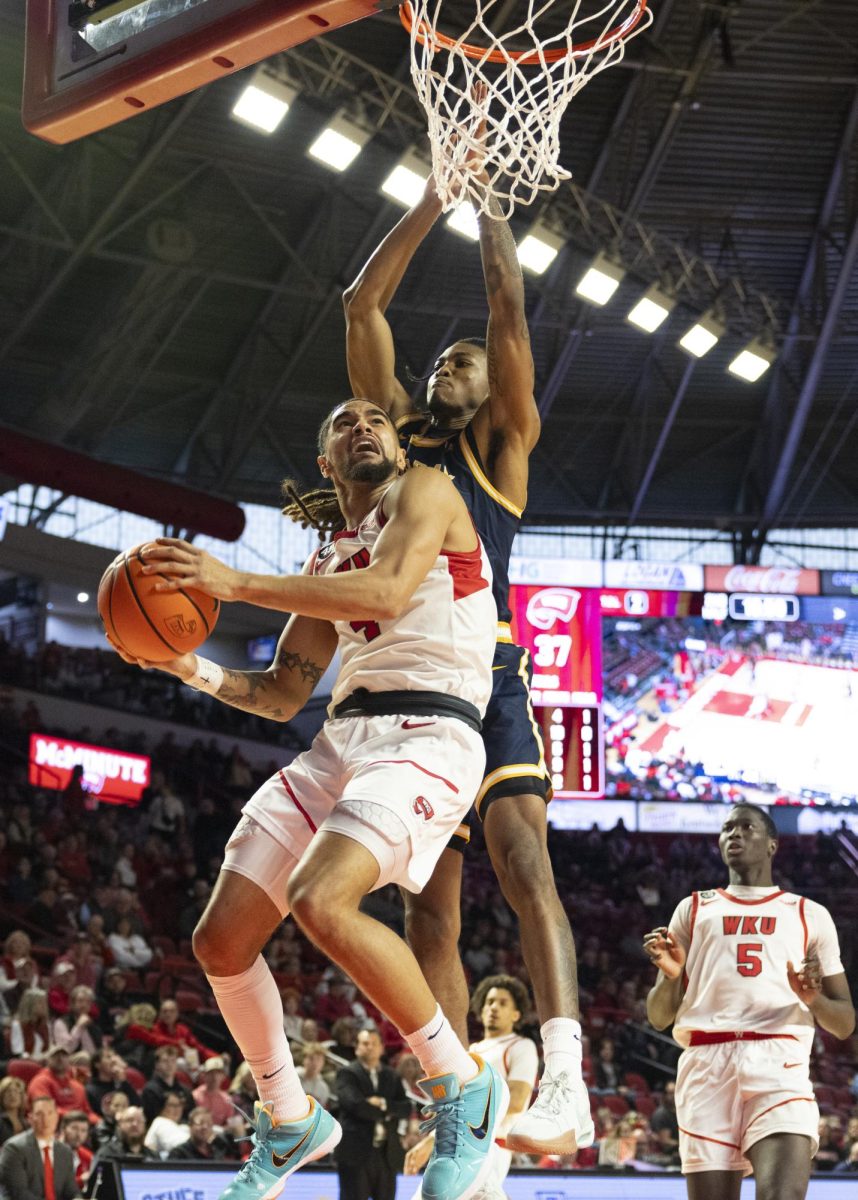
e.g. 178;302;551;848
518;647;547;778
475;763;549;814
454;822;471;843
409;433;451;448
459;434;524;519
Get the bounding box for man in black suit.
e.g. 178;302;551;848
0;1095;83;1200
335;1028;410;1200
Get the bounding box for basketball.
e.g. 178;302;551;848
98;543;220;663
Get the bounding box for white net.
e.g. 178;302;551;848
402;0;652;217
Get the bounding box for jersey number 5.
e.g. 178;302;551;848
737;942;763;976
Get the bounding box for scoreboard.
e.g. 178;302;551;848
508;585;603;797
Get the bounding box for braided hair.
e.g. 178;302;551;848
280;479;345;537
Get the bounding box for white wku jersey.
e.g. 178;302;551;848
668;885;844;1051
309;488;496;716
469;1032;539;1089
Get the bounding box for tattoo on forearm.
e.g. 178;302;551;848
480;199;525;303
278;650;325;687
218;670;290;721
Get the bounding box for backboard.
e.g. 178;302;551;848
23;0;389;144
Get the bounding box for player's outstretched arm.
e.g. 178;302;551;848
106;612;336;723
643;926;686;1031
475;193;540;458
787;959;855;1040
141;470;468;624
343;177;442;421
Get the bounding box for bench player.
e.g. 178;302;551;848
343;170;591;1156
406;974;539;1200
112;399;508;1200
644;803;855;1200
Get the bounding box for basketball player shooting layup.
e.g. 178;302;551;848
405;974;539;1200
644;803;855;1200
343;160;592;1154
109;398;509;1200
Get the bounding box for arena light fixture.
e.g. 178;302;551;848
381;148;430;208
679;311;725;358
728;337;775;382
517;221;563;275
445;201;479;241
627;285;674;333
308;111;370;172
231;68;296;134
575;253;625;306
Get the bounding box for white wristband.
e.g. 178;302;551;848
185;656;224;696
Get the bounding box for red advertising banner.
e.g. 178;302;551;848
704;565;820;595
598;589;705;618
29;734;150;806
509;585;602;706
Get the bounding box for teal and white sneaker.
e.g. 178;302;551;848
220;1098;341;1199
419;1055;509;1200
505;1069;594;1155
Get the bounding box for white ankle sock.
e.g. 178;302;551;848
405;1004;478;1083
541;1018;583;1080
206;956;309;1121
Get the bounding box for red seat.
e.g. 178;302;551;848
175;988;201;1013
601;1093;629;1117
152;935;176;957
634;1094;657;1117
624;1072;650;1093
7;1059;42;1084
125;1066;146;1092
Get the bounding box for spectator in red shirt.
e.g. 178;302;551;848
27;1047;97;1122
191;1057;233;1128
60;1109;93;1191
48;961;78;1018
314;977;355;1029
153;998;217;1064
56;935;101;993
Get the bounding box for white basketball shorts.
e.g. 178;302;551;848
676;1039;819;1175
224;713;485;914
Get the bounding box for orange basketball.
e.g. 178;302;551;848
98;543;220;662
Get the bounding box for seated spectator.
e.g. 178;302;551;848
228;1061;258;1124
48;961;78;1018
0;1094;82;1200
90;1105;157;1166
395;1053;425;1107
153;997;217;1066
315;976;356;1029
53;985;102;1056
835;1140;858;1173
168;1106;241;1162
91;1090;129;1151
113;1002;164;1073
56;934;101;992
649;1080;679;1165
144;1092;191;1157
282;987;304;1043
86;1048;141;1113
3;955;40;1015
296;1043;331;1109
141;1045;194;1123
597;1111;649;1168
107;916;153;970
815;1116;845;1171
96;966;131;1037
27;1046;97;1121
60;1109;93;1193
192;1056;233;1127
6;857;36;908
1;930;32;978
593;1037;627;1094
326;1016;357;1062
8;986;53;1060
84;915;114;972
0;1076;28;1146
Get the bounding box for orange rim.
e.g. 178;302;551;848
399;1;649;64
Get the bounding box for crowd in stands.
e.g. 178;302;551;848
1;641;857;1190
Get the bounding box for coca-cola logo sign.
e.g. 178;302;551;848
704;565;819;596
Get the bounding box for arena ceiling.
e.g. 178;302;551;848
1;0;857;561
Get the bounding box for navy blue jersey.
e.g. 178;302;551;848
398;415;521;625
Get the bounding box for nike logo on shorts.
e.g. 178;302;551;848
783;1062;803;1069
402;719;436;729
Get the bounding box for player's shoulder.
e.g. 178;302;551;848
389;461;459;504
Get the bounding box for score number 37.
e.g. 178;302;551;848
534;634;572;667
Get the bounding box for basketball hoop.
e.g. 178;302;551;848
399;0;652;217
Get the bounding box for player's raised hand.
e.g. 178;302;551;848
140;537;240;601
643;927;686;980
787;956;823;1007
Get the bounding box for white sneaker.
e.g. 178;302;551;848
504;1070;595;1155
